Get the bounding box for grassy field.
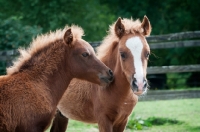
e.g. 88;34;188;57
46;98;200;132
131;98;200;132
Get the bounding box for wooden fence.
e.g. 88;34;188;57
1;31;200;75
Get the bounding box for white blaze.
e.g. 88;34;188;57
126;37;144;84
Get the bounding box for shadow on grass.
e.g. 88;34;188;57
186;126;200;132
126;116;184;130
146;117;184;126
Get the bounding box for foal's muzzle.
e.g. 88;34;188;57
100;69;114;84
131;78;148;95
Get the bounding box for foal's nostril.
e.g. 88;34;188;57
143;79;147;88
108;69;113;77
132;78;138;89
108;69;114;82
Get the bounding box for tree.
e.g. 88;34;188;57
0;17;42;50
0;0;115;41
100;0;200;35
0;17;42;74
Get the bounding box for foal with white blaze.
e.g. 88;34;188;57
125;36;148;94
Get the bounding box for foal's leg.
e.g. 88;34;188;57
113;120;128;132
50;110;69;132
98;117;113;132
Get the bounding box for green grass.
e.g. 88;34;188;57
46;98;200;132
130;98;200;132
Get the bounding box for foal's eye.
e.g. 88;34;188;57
82;52;89;57
120;52;126;59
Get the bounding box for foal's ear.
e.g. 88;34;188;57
115;17;125;38
141;16;152;36
63;28;73;46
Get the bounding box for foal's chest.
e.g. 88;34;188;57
119;94;138;117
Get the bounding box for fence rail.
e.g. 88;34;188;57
148;40;200;49
139;89;200;101
147;64;200;74
146;31;200;42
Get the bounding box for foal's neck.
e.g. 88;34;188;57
42;44;72;105
110;57;130;94
45;66;72;106
26;41;72;106
102;43;130;94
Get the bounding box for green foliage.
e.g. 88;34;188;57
0;0;115;41
0;62;7;75
100;0;200;35
127;114;152;130
149;47;200;67
167;73;191;89
0;17;42;50
1;0;200;41
0;17;42;75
